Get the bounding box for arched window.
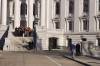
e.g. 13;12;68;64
20;2;27;15
69;21;73;31
83;19;89;31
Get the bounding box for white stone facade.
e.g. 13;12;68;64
0;0;100;50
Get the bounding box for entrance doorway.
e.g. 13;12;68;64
67;38;72;47
49;37;58;50
82;38;87;41
20;20;27;27
97;38;100;46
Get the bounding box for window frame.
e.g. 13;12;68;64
82;19;89;31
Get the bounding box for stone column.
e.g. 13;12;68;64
1;0;7;25
9;1;13;17
28;0;35;29
65;0;69;32
14;0;20;28
41;0;46;26
66;0;69;17
79;0;83;16
47;0;50;29
53;0;56;18
96;0;99;13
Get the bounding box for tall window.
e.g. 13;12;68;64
99;0;100;12
98;19;100;30
99;20;100;30
33;0;40;17
83;0;89;13
55;22;60;29
69;0;74;14
68;21;73;31
33;4;36;16
56;2;60;15
20;3;27;16
97;38;100;46
83;19;89;31
13;3;15;15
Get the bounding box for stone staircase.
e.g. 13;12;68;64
2;24;33;51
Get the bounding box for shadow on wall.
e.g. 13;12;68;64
88;41;94;56
0;26;9;50
82;41;96;56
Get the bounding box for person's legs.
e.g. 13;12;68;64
72;49;75;58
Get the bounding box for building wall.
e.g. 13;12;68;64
1;0;100;50
0;0;1;24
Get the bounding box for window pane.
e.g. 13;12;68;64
98;38;100;46
99;0;100;11
56;2;60;15
69;0;74;14
83;0;89;13
99;19;100;30
55;22;60;29
33;4;36;16
20;3;27;15
83;20;89;31
69;21;73;31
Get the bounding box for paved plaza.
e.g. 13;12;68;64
0;51;84;66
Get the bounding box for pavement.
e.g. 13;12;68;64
31;50;100;66
64;52;100;66
0;51;84;66
1;50;100;66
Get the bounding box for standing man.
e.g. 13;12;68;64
76;43;81;56
33;21;37;49
69;43;76;58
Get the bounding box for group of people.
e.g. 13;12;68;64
69;43;81;58
14;27;33;37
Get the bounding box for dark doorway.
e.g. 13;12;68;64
81;38;87;54
49;37;58;51
82;38;87;41
67;38;72;47
20;20;27;27
97;38;100;46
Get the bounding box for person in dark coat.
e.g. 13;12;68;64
76;43;81;56
69;43;76;58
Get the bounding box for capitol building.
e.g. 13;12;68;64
0;0;100;52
